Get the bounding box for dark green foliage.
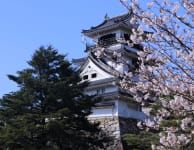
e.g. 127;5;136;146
121;118;159;150
122;113;159;150
125;93;194;150
0;46;108;150
123;131;159;150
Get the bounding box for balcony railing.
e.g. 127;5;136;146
98;37;118;47
85;37;143;52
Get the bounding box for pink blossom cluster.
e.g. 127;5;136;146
92;0;193;148
118;0;193;149
157;132;191;149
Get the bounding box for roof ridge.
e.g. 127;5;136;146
106;12;130;21
82;11;133;37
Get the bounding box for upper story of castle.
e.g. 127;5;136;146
72;12;148;120
82;13;135;47
73;12;143;83
82;12;143;50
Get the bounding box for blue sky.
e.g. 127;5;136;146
0;0;126;97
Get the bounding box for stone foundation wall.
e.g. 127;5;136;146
119;117;138;135
89;116;123;150
119;117;138;150
89;116;138;150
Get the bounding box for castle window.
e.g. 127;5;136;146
83;75;88;80
98;33;117;47
91;73;97;78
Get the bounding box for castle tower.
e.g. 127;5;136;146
73;13;147;149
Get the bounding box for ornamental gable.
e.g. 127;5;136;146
80;58;113;82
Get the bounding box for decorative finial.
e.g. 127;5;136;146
128;7;133;15
104;13;110;20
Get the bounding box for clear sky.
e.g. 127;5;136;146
0;0;127;97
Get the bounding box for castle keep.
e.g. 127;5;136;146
73;13;147;149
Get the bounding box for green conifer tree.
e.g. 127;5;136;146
0;46;108;150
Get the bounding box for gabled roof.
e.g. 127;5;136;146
82;12;136;38
73;52;121;78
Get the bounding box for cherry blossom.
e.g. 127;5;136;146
93;0;193;148
118;0;194;149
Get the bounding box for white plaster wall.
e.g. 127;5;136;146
88;95;148;120
104;86;118;93
88;100;119;118
106;43;132;74
106;60;129;74
81;59;113;82
85;86;118;96
85;89;98;96
118;100;148;121
109;44;122;50
89;108;115;117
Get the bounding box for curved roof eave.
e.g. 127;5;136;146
82;13;134;38
88;52;121;77
83;23;133;38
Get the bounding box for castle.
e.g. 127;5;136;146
73;13;147;149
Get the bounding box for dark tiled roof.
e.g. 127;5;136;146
82;13;135;37
90;13;130;30
88;77;117;87
89;52;121;77
72;57;87;66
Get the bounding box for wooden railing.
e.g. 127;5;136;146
98;37;118;47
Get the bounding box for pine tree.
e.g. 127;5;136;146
123;130;159;150
0;46;108;150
